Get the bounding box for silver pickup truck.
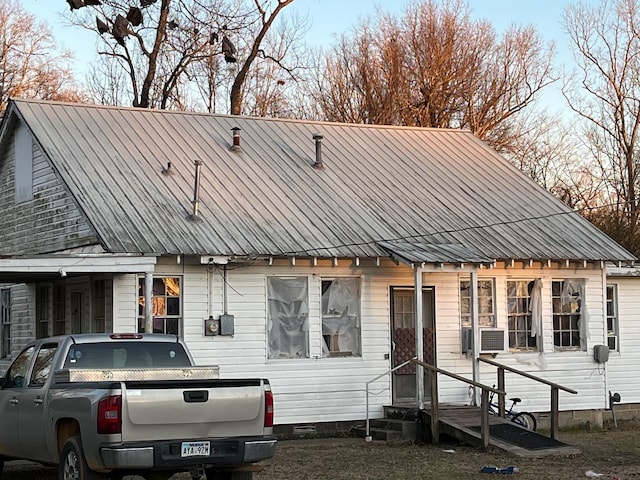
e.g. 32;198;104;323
0;333;276;480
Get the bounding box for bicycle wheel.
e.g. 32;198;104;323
511;412;537;431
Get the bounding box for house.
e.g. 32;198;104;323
0;98;637;433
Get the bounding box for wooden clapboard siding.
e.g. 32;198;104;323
437;268;608;413
110;262;615;424
606;276;640;406
0;124;97;255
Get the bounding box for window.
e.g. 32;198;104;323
606;284;618;351
14;124;33;203
4;346;34;388
53;285;66;336
30;343;58;387
507;280;538;351
321;278;361;357
1;288;10;358
267;277;309;359
460;279;495;326
138;277;181;334
36;286;50;339
552;280;584;349
92;280;106;333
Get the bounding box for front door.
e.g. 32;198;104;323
390;286;435;405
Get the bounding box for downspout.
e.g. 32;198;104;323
145;272;153;333
415;263;424;409
470;268;480;405
602;266;609;413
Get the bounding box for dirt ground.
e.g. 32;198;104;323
254;420;640;480
3;421;639;479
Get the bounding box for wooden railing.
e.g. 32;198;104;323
410;359;505;448
478;357;578;439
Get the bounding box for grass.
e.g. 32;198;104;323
255;420;640;479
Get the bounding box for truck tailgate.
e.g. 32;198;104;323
121;379;266;441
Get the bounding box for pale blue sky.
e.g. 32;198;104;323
23;0;597;112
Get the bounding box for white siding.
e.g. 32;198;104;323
606;277;640;406
108;260;612;425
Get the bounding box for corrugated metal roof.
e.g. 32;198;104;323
378;241;495;265
5;98;635;263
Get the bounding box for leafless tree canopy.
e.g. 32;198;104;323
310;0;556;152
563;0;640;255
65;0;298;113
0;0;83;113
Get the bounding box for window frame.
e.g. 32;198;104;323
266;276;310;360
137;276;183;336
552;279;583;350
460;278;496;327
0;288;10;358
506;279;539;352
606;284;619;352
320;277;362;358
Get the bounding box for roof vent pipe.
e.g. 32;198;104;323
312;133;324;169
189;159;203;222
230;127;241;152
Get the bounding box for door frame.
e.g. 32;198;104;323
389;285;436;404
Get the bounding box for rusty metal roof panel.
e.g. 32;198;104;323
6;98;635;263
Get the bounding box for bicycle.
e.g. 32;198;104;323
469;385;537;431
488;388;537;431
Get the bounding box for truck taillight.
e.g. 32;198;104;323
98;395;122;434
264;389;274;428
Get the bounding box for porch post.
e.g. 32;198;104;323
145;272;153;333
414;263;424;409
470;268;480;404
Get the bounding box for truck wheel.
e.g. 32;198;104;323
60;436;105;480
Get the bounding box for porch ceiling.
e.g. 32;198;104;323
377;240;494;266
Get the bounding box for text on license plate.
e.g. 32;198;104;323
181;441;210;457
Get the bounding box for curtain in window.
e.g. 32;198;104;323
562;278;589;343
267;277;309;359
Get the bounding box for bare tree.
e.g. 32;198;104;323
0;0;83;112
310;0;556;152
563;0;640;255
64;0;296;113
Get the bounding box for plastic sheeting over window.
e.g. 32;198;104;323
267;277;309;359
321;278;361;357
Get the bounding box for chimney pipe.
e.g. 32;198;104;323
230;127;241;152
312;133;324;169
189;160;203;222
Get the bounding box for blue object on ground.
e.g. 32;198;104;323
481;465;519;474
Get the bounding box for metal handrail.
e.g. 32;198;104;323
364;356;417;440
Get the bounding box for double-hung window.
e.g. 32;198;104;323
606;284;618;351
507;280;538;351
552;279;584;349
267;277;309;359
460;279;495;327
321;278;361;357
138;277;182;335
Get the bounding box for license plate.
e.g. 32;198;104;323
181;441;211;457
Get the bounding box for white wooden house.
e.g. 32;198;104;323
0;98;637;433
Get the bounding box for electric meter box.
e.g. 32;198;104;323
594;344;610;363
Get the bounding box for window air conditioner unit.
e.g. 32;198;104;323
479;328;507;353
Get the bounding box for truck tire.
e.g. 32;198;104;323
205;470;252;480
59;436;105;480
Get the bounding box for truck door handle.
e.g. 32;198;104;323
184;390;209;403
10;397;18;406
33;396;43;405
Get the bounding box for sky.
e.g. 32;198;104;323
22;0;596;113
